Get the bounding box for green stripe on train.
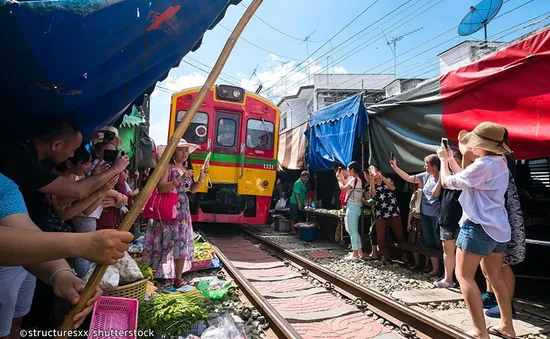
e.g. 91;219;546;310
190;153;277;166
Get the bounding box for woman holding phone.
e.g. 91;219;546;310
390;154;442;276
143;139;208;288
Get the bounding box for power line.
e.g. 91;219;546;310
218;23;302;61
239;1;327;43
315;0;536;93
262;0;421;95
272;0;443;97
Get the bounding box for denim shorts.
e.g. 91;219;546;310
440;223;460;241
456;220;508;256
0;266;36;336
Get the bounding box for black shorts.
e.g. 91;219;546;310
289;203;305;222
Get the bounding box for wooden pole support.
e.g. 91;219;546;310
56;0;264;336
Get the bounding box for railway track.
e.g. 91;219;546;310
200;227;472;339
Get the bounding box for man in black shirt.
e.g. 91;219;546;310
0;118;130;331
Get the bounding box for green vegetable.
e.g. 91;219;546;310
136;260;154;281
138;293;213;338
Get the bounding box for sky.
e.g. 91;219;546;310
148;0;550;144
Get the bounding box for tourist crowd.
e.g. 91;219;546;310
0;117;203;339
287;121;525;339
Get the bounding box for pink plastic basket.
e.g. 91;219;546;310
88;296;139;339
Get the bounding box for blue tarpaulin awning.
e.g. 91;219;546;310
0;0;240;140
306;94;368;171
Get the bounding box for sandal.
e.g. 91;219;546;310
434;280;456;288
363;255;378;261
173;278;185;288
487;326;517;339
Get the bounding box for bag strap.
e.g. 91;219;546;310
345;178;357;203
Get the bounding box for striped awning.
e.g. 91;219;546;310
278;122;307;170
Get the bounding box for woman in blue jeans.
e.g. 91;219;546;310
390;154;442;276
439;122;515;339
336;161;365;260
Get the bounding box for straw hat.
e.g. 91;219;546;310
98;126;122;146
458;122;512;155
156;139;200;159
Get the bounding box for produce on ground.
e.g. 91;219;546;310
136;260;154;281
138;292;213;338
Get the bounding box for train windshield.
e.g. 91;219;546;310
246;119;274;150
177;111;209;143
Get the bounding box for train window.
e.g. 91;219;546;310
246;119;274;150
176;111;208;143
216;118;236;147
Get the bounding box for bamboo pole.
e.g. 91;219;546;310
56;0;264;336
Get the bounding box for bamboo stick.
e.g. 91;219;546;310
56;0;264;336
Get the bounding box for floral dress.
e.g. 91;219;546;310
143;167;195;279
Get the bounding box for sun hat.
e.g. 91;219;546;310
156;139;200;159
98;126;122;146
458;121;512;155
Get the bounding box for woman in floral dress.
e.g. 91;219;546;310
143;140;207;287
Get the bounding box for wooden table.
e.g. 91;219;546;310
303;209;346;244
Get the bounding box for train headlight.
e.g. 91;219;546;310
262;180;269;187
216;85;244;102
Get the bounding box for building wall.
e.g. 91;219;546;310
279;93;311;133
385;82;401;97
439;41;504;74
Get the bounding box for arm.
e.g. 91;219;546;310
82;196;104;216
381;176;396;191
340;178;356;192
0;214;132;265
407;211;413;231
389;160;416;183
157;168;178;194
40;155;129;200
432;178;442;198
51;188;108;221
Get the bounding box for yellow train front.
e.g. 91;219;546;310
168;85;280;225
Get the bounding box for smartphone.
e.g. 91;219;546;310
203;152;211;169
390;152;395;160
103;149;118;163
441;137;449;149
104;150;124;163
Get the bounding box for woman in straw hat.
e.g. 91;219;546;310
142;139;207;288
437;122;516;339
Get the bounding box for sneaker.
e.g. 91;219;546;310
344;254;360;261
482;292;498;309
485;305;518;319
434;280;456;289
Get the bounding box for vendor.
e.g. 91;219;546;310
289;171;309;234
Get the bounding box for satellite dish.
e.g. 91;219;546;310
458;0;503;41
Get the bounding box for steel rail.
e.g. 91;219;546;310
242;228;473;339
198;231;301;339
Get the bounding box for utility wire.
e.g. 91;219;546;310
218;23;302;61
262;0;425;95
277;0;443;97
315;0;536;93
239;1;327;42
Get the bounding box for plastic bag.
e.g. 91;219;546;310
196;279;232;300
275;198;287;210
83;264;119;291
115;252;144;285
200;313;246;339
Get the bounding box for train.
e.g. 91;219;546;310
167;84;280;225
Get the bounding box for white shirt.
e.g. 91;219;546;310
346;177;364;206
444;156;510;242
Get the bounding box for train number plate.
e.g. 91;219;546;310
263;164;275;170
